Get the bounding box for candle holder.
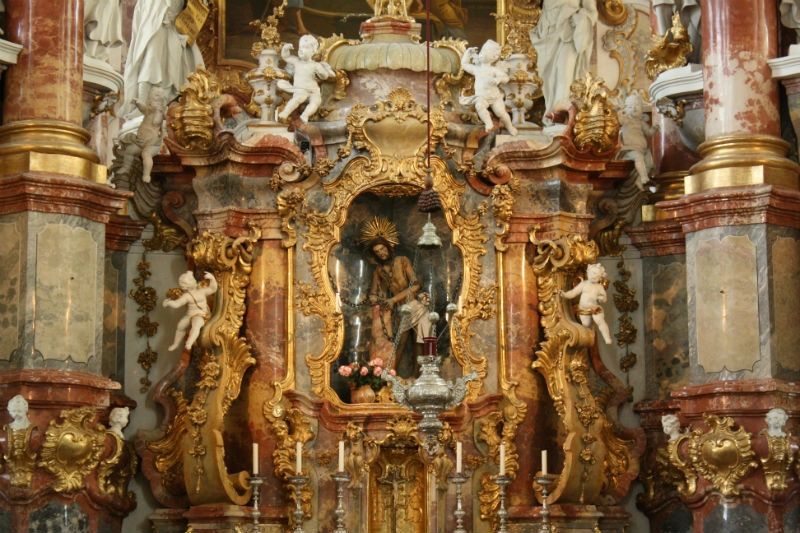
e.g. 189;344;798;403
332;471;350;533
449;472;468;533
534;474;558;533
289;474;309;533
494;474;511;533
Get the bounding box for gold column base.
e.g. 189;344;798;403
0;120;106;183
685;134;799;194
642;170;688;222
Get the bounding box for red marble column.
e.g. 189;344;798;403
688;0;798;193
0;0;102;180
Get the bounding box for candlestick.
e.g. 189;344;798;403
249;475;264;531
450;472;468;533
289;474;308;533
534;473;557;533
541;449;547;476
338;440;345;473
252;443;259;476
456;441;462;474
295;441;302;474
494;474;510;533
332;471;350;533
499;442;506;476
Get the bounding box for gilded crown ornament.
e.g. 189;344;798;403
359;217;400;248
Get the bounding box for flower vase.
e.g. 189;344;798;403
351;384;376;403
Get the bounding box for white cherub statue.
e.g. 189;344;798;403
661;414;682;442
459;40;518;136
163;271;218;351
112;87;166;185
560;263;612;344
108;407;130;438
618;93;654;190
277;35;335;123
765;408;789;438
7;394;30;431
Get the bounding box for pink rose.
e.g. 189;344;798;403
370;357;385;367
338;366;352;377
360;366;369;376
389;369;396;376
373;366;383;376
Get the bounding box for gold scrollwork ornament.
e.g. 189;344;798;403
39;407;106;492
570;73;620;155
4;425;37;487
760;430;795;493
98;432;139;505
645;12;692;81
171;68;221;151
687;415;758;497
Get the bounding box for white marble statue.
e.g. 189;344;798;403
765;408;789;438
277;35;335;123
653;0;701;63
618;93;654;190
6;395;30;431
661;414;682;442
125;87;167;184
108;407;130;438
84;0;124;62
560;262;612;345
530;0;598;120
459;40;518;135
123;0;205;116
163;271;218;352
781;1;800;48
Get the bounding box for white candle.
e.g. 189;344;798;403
499;442;506;475
252;442;259;475
295;441;302;474
456;441;462;474
338;440;345;473
541;449;548;476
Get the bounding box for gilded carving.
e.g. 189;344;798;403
294;87;492;403
497;0;541;60
39;407;106;492
612;258;638;373
597;0;628;26
98;432;139;505
529;233;639;504
761;431;794;493
478;404;525;527
4;426;37;487
249;0;287;56
342;422;379;488
180;227;260;505
687;415;757;497
147;389;190;499
171;68;220;151
490;175;519;252
130;254;159;392
570;74;620;155
645;13;692;81
664;434;697;498
263;395;314;530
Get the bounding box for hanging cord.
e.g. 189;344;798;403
426;0;431;174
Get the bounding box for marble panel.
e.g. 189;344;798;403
702;503;767;533
785;506;800;532
643;258;690;399
659;505;692;533
34;223;98;363
29;502;89;533
771;236;800;372
694;235;759;374
0;221;22;360
102;252;124;382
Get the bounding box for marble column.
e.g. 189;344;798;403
687;0;799;193
0;0;104;182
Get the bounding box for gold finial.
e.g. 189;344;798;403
358;216;400;248
645;11;693;80
250;0;288;57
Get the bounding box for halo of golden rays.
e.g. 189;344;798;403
358;216;400;248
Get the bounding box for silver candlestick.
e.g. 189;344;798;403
249;475;264;531
332;471;350;533
289;474;309;533
449;472;468;533
494;475;511;533
534;474;557;533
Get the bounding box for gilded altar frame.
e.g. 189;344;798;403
281;89;493;411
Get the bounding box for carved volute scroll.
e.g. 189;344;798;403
39;407;106;493
529;233;640;504
181;227;260;505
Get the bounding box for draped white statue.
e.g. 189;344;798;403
530;0;598;120
653;0;701;63
84;0;124;62
781;0;800;49
123;0;205;116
